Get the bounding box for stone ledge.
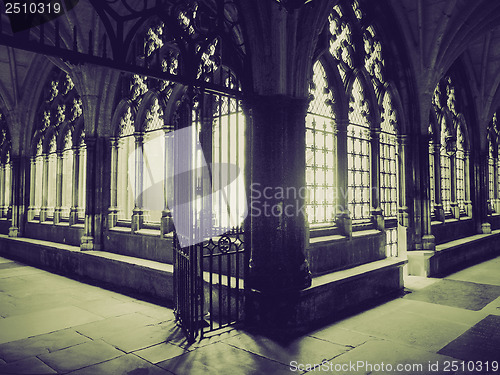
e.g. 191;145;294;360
247;257;406;336
0;235;174;302
407;230;500;277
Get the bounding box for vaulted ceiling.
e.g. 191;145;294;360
1;0;500;136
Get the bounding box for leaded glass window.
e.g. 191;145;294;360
380;91;398;218
61;131;73;218
305;61;336;225
117;106;136;221
488;141;496;213
455;124;466;214
212;90;246;230
143;97;166;223
348;78;371;220
440;119;452;214
429;134;436;214
46;134;57;219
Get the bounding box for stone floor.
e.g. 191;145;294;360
0;255;499;375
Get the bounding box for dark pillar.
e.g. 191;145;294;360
9;155;27;237
370;127;384;230
81;136;106;250
246;94;311;293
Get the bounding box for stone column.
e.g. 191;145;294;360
464;151;472;216
27;157;36;220
432;142;445;221
81;136;106;250
246;95;311;293
416;133;435;250
8;155;27;237
161;128;174;237
107;137;119;228
0;164;4;219
477;150;491;234
40;154;49;222
450;153;459;218
370;127;384;230
335;119;352;237
69;146;80;225
54;151;63;224
398;135;409;227
132;132;144;233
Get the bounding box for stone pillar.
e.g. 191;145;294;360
8;155;27;237
432;142;445;222
477;150;491;234
246;95;311;294
69;146;80;226
27;157;36;220
415;133;435;250
81;136;106;250
107;137;119;228
54;151;63;224
161;128;175;237
464;151;472;216
0;164;4;219
450;153;459;218
132;132;144;233
335;120;352;237
398;135;409;227
40;154;49;222
370;127;384;230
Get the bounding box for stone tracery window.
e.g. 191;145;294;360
0;113;12;219
305;61;337;225
347;77;371;221
430;76;471;220
29;71;85;225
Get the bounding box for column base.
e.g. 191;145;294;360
161;210;174;237
481;222;492;234
132;210;144;233
54;208;63;224
8;226;20;237
69;208;78;226
80;235;98;250
371;208;384;231
335;211;352;238
107;207;119;229
421;234;435;251
398;206;409;227
434;205;445;222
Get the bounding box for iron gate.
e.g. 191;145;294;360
174;228;245;342
173;88;246;342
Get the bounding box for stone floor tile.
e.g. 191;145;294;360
446;257;500;287
0;306;103;345
323;340;458;375
223;332;349;366
157;342;292;375
38;339;123;373
397;298;485;326
309;325;377;347
66;354;172;375
102;321;176;353
0;291;82;318
334;310;472;352
0;267;45;279
132;300;175;321
0;329;90;363
163;323;242;350
73;312;160;340
133;342;188;363
74;298;150;318
0;356;57;374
